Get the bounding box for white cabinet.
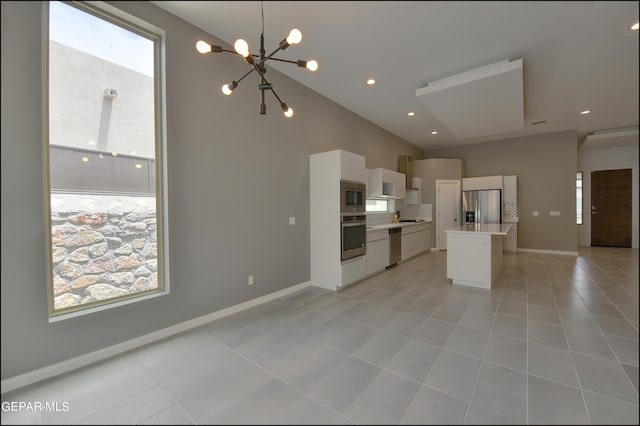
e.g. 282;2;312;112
503;175;518;218
310;150;367;291
368;168;406;199
424;223;432;252
366;229;389;276
342;257;366;287
462;175;504;191
504;223;517;253
503;175;517;203
401;223;431;261
341;151;367;183
502;175;518;224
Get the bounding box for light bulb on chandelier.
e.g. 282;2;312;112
195;2;317;118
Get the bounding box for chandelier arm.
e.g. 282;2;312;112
260;47;286;65
251;62;272;86
232;67;256;86
265;57;298;65
269;85;285;105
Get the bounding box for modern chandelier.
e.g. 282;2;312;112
195;2;318;118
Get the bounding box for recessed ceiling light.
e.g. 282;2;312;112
407;112;415;117
631;22;639;31
431;130;438;135
366;78;376;86
580;110;591;115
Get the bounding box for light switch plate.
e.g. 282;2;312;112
289;217;296;225
533;211;539;216
550;211;560;216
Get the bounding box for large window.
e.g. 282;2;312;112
45;1;168;319
576;171;583;225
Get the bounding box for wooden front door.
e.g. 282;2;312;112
591;169;632;247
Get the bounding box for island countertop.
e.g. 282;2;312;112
445;223;513;235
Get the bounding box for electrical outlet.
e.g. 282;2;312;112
248;275;254;286
533;210;539;216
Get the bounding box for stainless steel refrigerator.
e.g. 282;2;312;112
462;189;502;224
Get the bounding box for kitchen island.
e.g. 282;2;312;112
445;223;513;289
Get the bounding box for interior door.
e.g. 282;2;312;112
436;179;461;250
591;169;632;247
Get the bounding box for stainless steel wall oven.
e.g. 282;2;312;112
341;214;366;261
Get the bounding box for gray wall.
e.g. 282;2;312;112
1;1;422;380
424;131;578;252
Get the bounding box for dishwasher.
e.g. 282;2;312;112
388;227;402;267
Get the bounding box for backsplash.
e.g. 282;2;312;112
504;202;518;219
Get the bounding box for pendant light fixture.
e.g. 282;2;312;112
196;1;318;118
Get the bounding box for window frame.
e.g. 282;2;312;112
366;198;395;213
576;171;583;225
43;1;170;322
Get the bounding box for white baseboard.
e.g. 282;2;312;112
310;280;337;291
1;281;312;394
517;248;579;256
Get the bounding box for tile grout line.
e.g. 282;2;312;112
572;255;640;403
547;259;592;425
199;307;369;425
462;282;503;424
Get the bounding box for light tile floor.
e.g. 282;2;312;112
2;247;638;424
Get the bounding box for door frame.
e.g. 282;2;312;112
436;179;461;250
590;168;632;247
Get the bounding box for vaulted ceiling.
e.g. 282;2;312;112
153;1;639;151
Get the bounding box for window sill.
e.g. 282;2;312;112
48;289;169;323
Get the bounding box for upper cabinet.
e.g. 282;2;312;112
462;175;504;191
340;150;367;183
368;168;406;199
503;175;517;203
503;175;518;222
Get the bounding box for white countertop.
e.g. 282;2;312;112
367;220;431;231
445;223;513;235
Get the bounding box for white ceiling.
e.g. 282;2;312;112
415;59;524;139
152;1;639;152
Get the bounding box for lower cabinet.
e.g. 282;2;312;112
366;229;389;276
504;223;517;253
341;256;366;287
401;223;431;261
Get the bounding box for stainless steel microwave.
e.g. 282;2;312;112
340;180;366;214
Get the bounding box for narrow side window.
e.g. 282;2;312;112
576;171;583;225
